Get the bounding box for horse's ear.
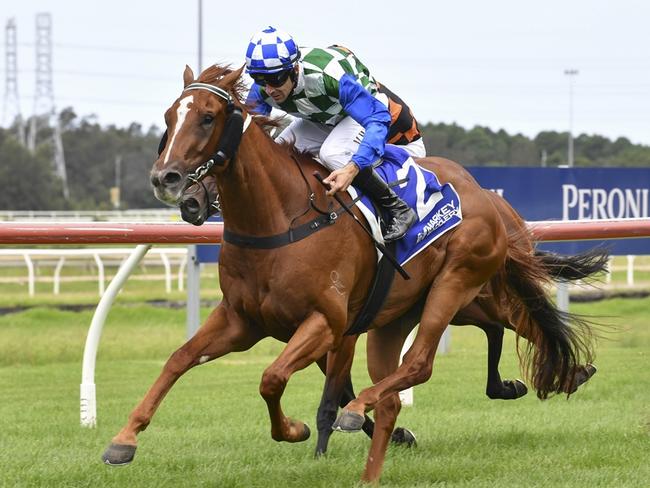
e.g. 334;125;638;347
183;65;195;87
220;64;245;89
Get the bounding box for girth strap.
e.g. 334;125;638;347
223;212;338;249
344;235;398;335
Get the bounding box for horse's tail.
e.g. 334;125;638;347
498;233;604;399
535;248;609;282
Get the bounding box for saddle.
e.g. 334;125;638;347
344;146;463;334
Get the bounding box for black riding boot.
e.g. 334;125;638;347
353;167;417;242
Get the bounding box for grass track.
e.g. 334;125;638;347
1;298;649;487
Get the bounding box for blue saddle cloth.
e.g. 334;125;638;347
351;145;462;266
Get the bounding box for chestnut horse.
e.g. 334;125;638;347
103;64;599;482
179;173;604;455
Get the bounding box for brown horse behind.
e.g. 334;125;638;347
103;64;599;483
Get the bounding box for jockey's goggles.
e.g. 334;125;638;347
251;69;292;88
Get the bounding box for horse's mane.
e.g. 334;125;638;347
197;64;314;168
197;64;248;102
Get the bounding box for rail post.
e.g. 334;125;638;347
80;244;152;427
186;245;201;338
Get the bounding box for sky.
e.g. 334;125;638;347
2;0;650;146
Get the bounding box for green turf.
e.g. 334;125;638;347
1;298;649;487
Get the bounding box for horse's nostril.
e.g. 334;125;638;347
183;198;200;213
180;198;204;225
162;171;182;186
150;174;160;187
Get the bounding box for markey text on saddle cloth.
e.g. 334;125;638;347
353;145;463;266
416;199;460;244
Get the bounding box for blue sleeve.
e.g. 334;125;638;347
245;84;272;116
338;74;390;170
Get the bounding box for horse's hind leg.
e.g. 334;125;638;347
335;242;504;426
478;322;527;399
453;290;528;400
102;304;262;465
359;324;410;482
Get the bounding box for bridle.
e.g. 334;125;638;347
159;80;343;249
157;82;252;185
185;82;253;183
181;177;221;222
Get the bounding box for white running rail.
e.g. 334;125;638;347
0;248;187;296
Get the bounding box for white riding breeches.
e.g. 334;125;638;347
276;116;426;171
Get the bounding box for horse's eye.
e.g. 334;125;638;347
202;114;215;125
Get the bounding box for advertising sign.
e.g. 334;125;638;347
467;167;650;255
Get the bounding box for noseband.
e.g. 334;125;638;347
157;82;252;184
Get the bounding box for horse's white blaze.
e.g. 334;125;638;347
163;95;194;165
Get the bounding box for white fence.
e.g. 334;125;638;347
608;255;650;286
0;248;187;296
1;249;644;297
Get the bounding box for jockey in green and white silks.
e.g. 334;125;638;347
244;26;423;242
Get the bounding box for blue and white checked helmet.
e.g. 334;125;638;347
245;26;300;74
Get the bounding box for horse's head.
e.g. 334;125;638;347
150;64;245;206
179;174;220;226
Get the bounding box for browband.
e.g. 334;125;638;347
183;82;232;103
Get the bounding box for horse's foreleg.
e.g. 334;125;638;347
314;334;363;456
259;311;336;443
103;305;261;465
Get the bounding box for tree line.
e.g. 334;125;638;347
420;122;650;168
1;108;648;210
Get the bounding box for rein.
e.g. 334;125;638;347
222;154;341;249
199;178;221;217
176;81;340;249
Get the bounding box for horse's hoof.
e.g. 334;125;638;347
567;364;597;393
585;364;597;379
299;422;311;442
102;443;136;466
487;379;528;400
274;419;311;443
332;410;365;433
391;427;417;447
508;379;529;399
